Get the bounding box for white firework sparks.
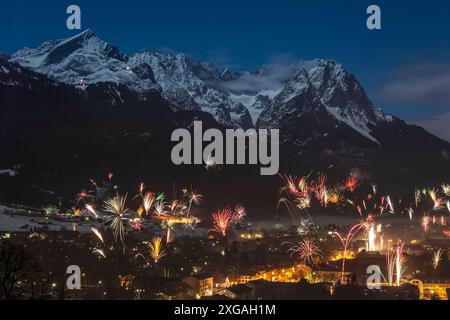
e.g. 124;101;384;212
288;238;324;267
92;248;106;258
432;249;443;270
90;226;104;243
104;194;130;247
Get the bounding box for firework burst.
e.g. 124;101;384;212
149;236;166;263
442;184;450;196
130;218;143;231
288;238;324;267
103;194;130;248
314;174;330;207
432;249;443;270
333;221;369;283
429;189;445;211
345;176;359;192
231;205;247;224
142;192;156;215
153;199;167;216
187;190;203;217
210;208;234;236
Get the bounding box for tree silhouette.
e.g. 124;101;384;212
0;241;34;300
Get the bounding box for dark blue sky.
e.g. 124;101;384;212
2;0;450;139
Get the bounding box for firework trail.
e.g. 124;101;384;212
423;215;431;232
407;208;414;221
333;221;369;283
92;248;106;258
372;184;377;195
415;189;421;207
385;241;406;286
85;204;98;218
90;226;104;243
75;190;88;206
367;222;377;251
432;249;443;270
162;219;175;243
395;242;406;286
143;192;156;215
277;197;316;235
170;199;179;213
386;195;394;214
149;236;166;263
210;208;234;236
314;173;330;207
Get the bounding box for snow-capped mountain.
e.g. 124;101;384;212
10;29;158;93
256;59;395;146
10;30;253;128
127;50;253;128
3;29;450;208
7;29;450;160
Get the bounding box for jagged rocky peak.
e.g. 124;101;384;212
10;29;157;93
8;29;395;133
128;49;254;128
307;60;375;116
257;69;324;128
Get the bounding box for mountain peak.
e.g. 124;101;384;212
7;30;396;133
9;30;161;92
77;28;95;37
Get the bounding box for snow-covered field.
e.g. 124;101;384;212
0;205;98;233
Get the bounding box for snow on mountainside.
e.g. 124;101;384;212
306;60;385;143
10;29;158;93
128;50;253;128
8;29;413;145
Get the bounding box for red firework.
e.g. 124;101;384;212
345;176;358;192
210;208;234;236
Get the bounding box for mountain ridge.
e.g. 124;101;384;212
3;30;450;172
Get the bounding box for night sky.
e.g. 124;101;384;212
2;0;450;140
